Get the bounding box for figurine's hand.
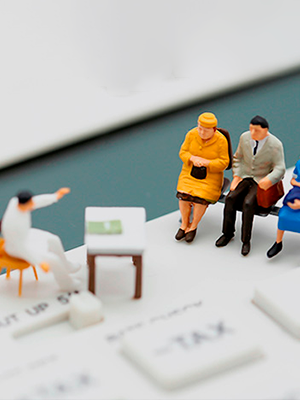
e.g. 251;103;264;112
190;156;210;167
258;177;273;191
287;199;300;210
291;178;300;188
230;176;242;191
190;156;202;166
198;157;210;167
56;187;71;199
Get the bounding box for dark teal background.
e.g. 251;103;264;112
0;71;299;251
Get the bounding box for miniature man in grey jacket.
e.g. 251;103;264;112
215;115;285;256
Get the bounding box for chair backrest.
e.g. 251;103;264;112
217;128;233;170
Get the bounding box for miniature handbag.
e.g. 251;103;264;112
190;166;207;180
256;180;284;208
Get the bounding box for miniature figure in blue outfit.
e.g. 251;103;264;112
267;160;300;258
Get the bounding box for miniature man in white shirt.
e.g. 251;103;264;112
1;188;84;291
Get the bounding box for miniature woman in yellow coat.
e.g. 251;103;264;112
176;112;229;243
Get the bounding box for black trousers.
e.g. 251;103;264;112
222;178;258;244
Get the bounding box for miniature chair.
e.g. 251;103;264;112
0;238;39;296
213;128;233;201
218;181;283;217
217;128;233;170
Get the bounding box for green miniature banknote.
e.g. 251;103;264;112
86;220;123;234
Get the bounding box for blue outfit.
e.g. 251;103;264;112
278;160;300;233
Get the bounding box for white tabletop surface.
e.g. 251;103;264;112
0;168;300;398
1;1;300;168
85;207;146;255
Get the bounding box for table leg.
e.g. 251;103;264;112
132;255;142;299
87;254;96;294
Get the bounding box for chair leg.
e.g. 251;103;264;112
19;270;23;296
32;266;38;281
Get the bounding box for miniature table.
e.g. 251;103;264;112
84;207;146;299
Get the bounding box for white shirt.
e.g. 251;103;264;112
251;136;268;155
1;194;58;263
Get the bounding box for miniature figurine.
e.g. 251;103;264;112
1;188;84;291
215;116;286;256
267;159;300;258
175;112;229;243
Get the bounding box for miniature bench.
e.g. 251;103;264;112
218;178;281;217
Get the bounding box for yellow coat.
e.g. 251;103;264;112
177;128;229;202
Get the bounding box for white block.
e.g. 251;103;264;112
121;310;263;389
254;269;300;338
69;291;104;330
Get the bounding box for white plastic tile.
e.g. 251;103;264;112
121;309;263;389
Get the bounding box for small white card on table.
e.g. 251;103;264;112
121;309;263;389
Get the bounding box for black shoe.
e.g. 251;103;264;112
267;241;283;258
185;229;197;243
175;228;186;241
241;242;251;256
215;234;234;247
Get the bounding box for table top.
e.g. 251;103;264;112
84;207;146;255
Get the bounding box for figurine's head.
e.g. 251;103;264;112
197;112;217;142
17;191;34;212
249;116;269;141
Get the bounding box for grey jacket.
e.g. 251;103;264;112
233;131;285;184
